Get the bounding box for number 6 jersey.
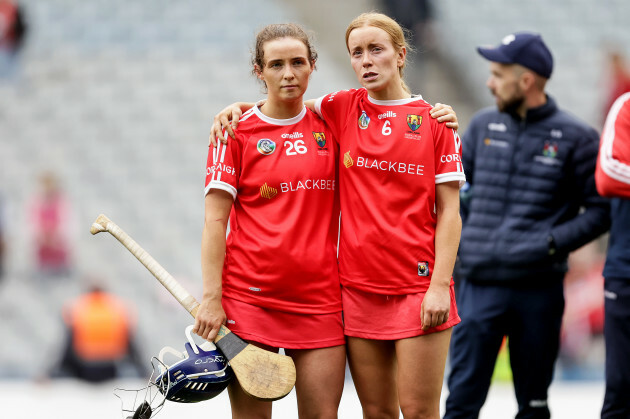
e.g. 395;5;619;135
315;88;465;295
204;105;341;315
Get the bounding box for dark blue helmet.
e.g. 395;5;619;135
155;325;234;403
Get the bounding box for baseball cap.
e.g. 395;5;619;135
477;32;553;79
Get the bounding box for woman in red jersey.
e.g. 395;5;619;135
209;13;463;418
193;24;345;418
316;14;464;418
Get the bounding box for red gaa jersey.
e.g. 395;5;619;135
205;105;341;314
595;92;630;280
315;88;465;294
596;91;630;197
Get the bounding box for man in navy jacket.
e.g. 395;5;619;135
445;32;610;419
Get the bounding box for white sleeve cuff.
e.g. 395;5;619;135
205;181;237;200
313;96;325;119
436;172;466;188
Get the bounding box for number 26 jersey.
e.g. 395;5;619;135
204;105;341;314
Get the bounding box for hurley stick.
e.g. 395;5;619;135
90;214;295;401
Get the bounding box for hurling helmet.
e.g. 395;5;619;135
154;325;234;403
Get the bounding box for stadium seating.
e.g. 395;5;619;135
0;0;304;378
433;0;630;129
0;0;626;379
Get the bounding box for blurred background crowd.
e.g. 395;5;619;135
1;0;628;417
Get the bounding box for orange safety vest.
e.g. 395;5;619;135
66;292;131;361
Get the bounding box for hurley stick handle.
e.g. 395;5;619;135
91;214;234;343
90;213;296;400
90;214;199;317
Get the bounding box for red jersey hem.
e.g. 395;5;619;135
222;291;342;315
234;331;346;350
339;277;454;295
345;316;461;340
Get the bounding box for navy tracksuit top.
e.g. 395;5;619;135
458;95;610;283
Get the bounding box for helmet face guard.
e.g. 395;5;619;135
115;325;234;418
114;358;167;418
155;325;234;403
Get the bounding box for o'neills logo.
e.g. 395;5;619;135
260;183;277;199
281;132;303;139
378;111;396;119
343;151;354;168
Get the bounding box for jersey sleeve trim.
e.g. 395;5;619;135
313;95;325;119
205;181;237;200
436;172;466;187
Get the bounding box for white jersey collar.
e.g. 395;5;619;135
367;92;423;106
253;103;307;126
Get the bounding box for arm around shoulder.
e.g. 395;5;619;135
209;102;256;146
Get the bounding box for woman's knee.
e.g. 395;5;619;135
228;382;272;419
297;403;341;419
399;402;439;419
362;402;400;419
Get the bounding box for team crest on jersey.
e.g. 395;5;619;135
417;262;430;277
313;132;329;156
358;111;370;129
313;132;326;148
259;183;278;199
256;139;276;155
407;114;422;131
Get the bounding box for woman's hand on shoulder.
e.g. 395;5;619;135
209;103;244;147
430;103;459;131
192;297;226;342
